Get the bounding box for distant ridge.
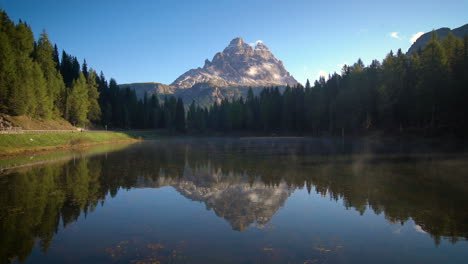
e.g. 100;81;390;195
407;23;468;55
118;82;175;99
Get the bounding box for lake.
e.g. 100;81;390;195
1;138;467;263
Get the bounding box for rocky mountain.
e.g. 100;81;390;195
119;37;298;106
118;82;175;98
407;23;468;55
174;83;278;106
171;37;298;89
174;83;231;106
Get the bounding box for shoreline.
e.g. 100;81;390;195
0;141;137;173
0;132;139;160
1;129;466;160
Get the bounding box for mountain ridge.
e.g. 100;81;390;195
117;82;175;99
407;23;468;55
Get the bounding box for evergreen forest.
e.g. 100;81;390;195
1;9;467;135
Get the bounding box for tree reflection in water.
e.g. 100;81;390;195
1;138;467;262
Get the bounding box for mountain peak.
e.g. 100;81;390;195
171;38;297;89
254;41;267;49
229;37;245;46
224;37;252;54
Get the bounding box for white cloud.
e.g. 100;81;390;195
318;70;327;79
410;32;424;44
390;32;401;40
249;40;263;47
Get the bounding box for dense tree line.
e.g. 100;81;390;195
0;9;187;132
0;10;100;126
97;77;186;132
182;32;468;135
1;8;467;135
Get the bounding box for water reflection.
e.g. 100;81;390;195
0;138;467;263
145;164;293;231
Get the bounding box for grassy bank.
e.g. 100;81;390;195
0;132;138;157
0;142;135;171
1;114;77;130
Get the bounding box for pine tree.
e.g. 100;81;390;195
71;56;80;81
281;86;294;131
9;21;36;116
149;94;160;128
419;32;449;128
441;32;463;71
60;50;73;87
53;44;60;70
0;10;15;113
108;79;120;126
68;73;90;126
163;96;176;131
86;69;101;123
82;59;88;79
30;62;49;118
36;30;65;117
187;100;196;131
245;88;257;130
175;97;186;132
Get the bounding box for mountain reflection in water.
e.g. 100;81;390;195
0;138;467;263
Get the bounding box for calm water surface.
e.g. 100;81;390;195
1;138;467;263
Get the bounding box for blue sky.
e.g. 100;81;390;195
1;0;467;85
